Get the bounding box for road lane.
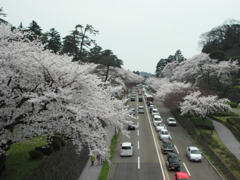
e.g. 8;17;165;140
108;93;166;180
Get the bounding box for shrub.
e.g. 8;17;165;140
190;117;214;130
53;136;65;146
35;145;54;155
184;113;194;118
226;117;240;132
213;111;238;116
50;140;61;151
29;150;44;160
227;102;238;108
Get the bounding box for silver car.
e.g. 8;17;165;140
159;129;170;140
155;122;166;132
138;106;144;114
186;146;202;162
120;142;133;157
167;117;177;126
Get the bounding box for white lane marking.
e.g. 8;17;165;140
145;99;166;180
137;129;139;136
138;156;140;169
138;141;140;149
174;145;179;154
183;162;191;176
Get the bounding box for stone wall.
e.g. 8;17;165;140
24;141;89;180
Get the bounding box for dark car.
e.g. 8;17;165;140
161;138;174;154
130;108;136;115
147;102;154;106
139;97;143;102
128;122;137;130
166;152;181;171
131;97;135;101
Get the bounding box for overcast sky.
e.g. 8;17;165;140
2;0;240;73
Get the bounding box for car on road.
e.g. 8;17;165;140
147;101;154;106
149;104;156;112
150;108;158;114
131;97;135;101
120;142;133;157
130;108;136;115
167;117;177;126
139;97;143;102
186;146;202;162
159;129;170;140
153;115;162;124
173;172;190;180
161;138;174;154
138;106;144;114
166;152;181;171
128;122;137;130
155;122;166;132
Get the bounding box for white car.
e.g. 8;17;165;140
151;108;159;114
167;117;177;126
159;129;170;140
155;122;166;132
120;142;133;157
152;115;162;125
186;146;202;162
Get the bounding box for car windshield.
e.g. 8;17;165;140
155;118;161;121
169;157;179;163
169;119;175;121
156;123;163;126
163;143;173;147
191;150;200;154
153;110;158;113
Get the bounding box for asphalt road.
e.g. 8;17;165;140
108;89;222;180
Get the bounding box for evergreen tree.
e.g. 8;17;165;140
44;28;62;53
27;20;42;41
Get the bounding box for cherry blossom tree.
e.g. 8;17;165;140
180;91;232;128
146;77;193;101
0;24;133;169
162;53;239;87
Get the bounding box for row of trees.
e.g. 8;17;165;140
10;20;124;72
0;23;143;173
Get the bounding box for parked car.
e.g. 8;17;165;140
120;142;133;156
131;97;135;101
138;106;144;114
159;129;170;140
130;108;136;115
173;172;190;180
149;104;156;112
162;138;174;154
166;152;181;171
186;146;202;162
153;115;162;125
155;122;166;132
128;122;137;130
147;101;154;106
167;117;177;126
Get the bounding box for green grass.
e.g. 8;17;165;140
98;130;120;180
1;136;47;180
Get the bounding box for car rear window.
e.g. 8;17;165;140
122;146;131;150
